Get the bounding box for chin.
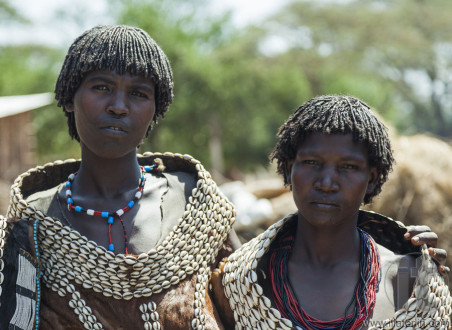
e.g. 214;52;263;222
308;218;341;228
91;146;138;160
298;212;344;228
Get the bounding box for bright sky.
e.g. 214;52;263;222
2;0;289;47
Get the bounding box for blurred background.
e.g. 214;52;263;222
1;0;451;276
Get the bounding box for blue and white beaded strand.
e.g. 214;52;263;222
65;164;156;253
33;219;42;330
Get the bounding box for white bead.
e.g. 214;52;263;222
68;173;75;181
135;191;142;199
87;209;95;216
66;190;72;196
116;209;124;216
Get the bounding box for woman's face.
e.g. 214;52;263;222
287;132;377;229
67;70;155;159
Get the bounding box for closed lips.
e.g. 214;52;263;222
311;200;339;206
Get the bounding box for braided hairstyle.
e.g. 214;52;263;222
270;95;394;204
55;25;173;141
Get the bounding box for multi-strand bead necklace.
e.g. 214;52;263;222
65;165;156;254
269;224;381;329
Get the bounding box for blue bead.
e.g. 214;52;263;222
67;198;73;204
75;206;83;212
101;212;109;218
109;244;115;252
66;182;71;187
108;216;114;224
128;201;134;208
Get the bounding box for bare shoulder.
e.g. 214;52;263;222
378;243;418;269
378;243;418;294
372;243;419;318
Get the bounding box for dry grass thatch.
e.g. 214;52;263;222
364;134;452;277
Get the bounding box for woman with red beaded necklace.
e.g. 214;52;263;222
213;95;451;329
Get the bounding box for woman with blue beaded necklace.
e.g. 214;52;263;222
0;25;235;329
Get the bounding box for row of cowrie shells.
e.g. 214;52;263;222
140;301;161;330
10;154;234;301
35;200;233;300
223;215;292;330
63;280;103;330
223;215;451;330
47;266;211;330
54;278;104;330
44;265;164;330
36;223;184;299
5;154;235;329
191;264;210;330
371;245;451;329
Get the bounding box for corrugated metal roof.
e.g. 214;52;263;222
0;92;54;118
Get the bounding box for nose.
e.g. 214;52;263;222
313;166;339;192
106;91;129;117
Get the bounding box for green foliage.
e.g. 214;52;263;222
0;43;80;163
119;0;310;172
3;0;451;175
0;0;27;23
34;106;81;163
265;0;452;136
0;45;60;96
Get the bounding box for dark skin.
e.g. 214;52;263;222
285;133;425;322
60;70;160;253
404;226;449;273
211;132;446;328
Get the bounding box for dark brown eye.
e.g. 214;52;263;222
93;85;109;91
342;164;358;170
131;91;147;98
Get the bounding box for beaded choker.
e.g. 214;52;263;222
66;165;156;254
269;224;381;329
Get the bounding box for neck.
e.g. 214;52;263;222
74;148;141;198
291;213;361;267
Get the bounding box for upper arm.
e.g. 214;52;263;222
210;261;235;329
390;253;419;310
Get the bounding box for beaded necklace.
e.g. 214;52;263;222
66;165;156;254
33;219;42;330
269;223;381;330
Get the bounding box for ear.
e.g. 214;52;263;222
65;102;74;113
285;160;294;185
366;167;378;194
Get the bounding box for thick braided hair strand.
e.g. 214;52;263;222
54;25;174;141
270;95;394;204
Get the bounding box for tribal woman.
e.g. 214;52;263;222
0;25;235;329
0;27;448;330
213;95;451;329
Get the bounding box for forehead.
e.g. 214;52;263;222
297;132;369;160
82;70;155;85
